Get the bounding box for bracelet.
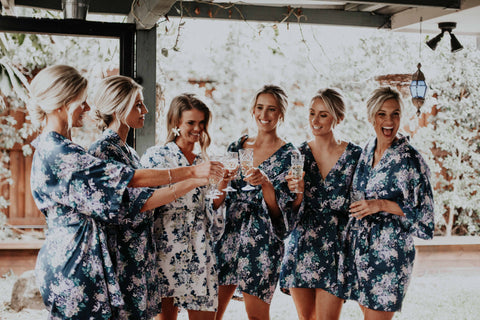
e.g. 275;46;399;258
168;169;172;185
170;184;177;201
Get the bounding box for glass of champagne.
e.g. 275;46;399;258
222;152;239;192
291;152;304;193
239;148;256;191
205;155;224;200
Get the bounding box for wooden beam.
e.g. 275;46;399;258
344;0;460;8
167;2;391;28
15;0;133;15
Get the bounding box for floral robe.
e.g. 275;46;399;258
88;129;160;319
215;135;296;304
31;131;148;320
280;142;362;297
140;142;224;311
341;135;434;312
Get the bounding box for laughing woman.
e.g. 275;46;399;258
214;85;297;320
343;87;434;320
140;94;224;320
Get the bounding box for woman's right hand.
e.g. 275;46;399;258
285;170;305;193
192;160;224;180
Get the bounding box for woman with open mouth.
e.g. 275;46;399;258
342;86;434;319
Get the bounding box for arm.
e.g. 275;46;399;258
349;198;404;219
129;161;223;188
140;178;208;212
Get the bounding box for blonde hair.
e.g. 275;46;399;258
166;93;212;157
28;65;87;129
91;75;143;130
310;88;345;129
366;86;403;123
250;85;288;122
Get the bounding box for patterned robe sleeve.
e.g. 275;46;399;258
89;138;155;226
262;146;297;241
397;150;435;239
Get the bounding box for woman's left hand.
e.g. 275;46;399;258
244;167;269;186
349;199;381;219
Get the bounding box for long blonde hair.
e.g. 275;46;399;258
91;75;143;130
166;93;212;157
28;65;87;130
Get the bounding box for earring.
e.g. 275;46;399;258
172;127;180;137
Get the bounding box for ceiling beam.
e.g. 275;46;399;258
342;0;460;8
166;2;391;28
14;0;133;15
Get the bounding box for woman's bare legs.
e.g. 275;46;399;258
156;298;179;320
187;310;216;320
314;288;343;320
360;304;395;320
243;292;270;320
290;288;316;320
216;285;237;320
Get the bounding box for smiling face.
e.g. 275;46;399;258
125;92;148;129
309;98;336;136
176;108;206;146
253;93;282;133
373;98;401;145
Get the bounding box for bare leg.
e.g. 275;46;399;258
243;292;270;320
314;289;343;320
290;288;316;320
216;285;237;320
156;298;179;320
187;310;216;320
361;304;395;320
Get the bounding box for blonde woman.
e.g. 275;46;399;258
140;94;224;320
280;88;362;320
28;66;221;320
343;87;434;319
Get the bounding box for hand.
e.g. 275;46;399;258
222;167;238;183
192;177;209;187
286;170;305;193
244;167;269;186
349;199;381;219
193;160;224;180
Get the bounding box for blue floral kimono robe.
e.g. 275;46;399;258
341;135;434;312
215;135;296;304
140;142;224;311
88;129;160;319
31;131;149;320
280;141;362;297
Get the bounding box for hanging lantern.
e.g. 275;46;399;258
409;63;427;116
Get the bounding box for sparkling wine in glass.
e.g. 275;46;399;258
206;155;224;199
290;152;304;193
239;148;256;191
222;152;239;192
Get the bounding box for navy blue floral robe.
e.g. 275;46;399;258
340;135;434;312
89;129;160;319
215;135;296;304
31;131;149;320
280;142;362;297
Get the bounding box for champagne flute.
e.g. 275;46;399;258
290;152;304;193
205;155;224;199
222;152;239;192
239;148;256;191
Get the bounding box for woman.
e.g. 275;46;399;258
214;85;297;320
140;93;225;320
280;88;362;320
344;86;434;319
28;65;222;320
88;75;161;319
